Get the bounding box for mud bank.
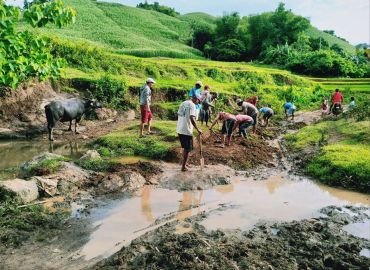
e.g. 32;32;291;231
91;205;370;270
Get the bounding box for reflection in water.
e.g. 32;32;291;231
141;186;154;222
0;139;87;170
78;173;370;261
343;220;370;240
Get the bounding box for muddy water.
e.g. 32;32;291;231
0;140;88;178
77;172;370;260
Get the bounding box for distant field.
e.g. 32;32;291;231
308;78;370;93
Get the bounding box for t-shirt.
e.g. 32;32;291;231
349;101;356;109
177;100;196;136
201;93;213;110
219;112;236;121
189;87;201;110
235;114;253;124
140;84;151;106
283;102;294;110
260;107;273;114
332;92;343;103
241;102;258;116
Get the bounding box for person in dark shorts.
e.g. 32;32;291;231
233;114;254;138
209;111;236;147
259;105;274;127
177;93;203;172
236;99;258;134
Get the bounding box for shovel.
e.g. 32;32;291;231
198;133;204;170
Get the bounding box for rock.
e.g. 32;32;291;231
31;162;91;195
0;179;39;203
95;108;118;120
80;150;101;161
32;176;59;197
123;110;135;121
82;135;89;140
20;152;64;172
123;172;146;190
98;171;146;194
98;174;126;193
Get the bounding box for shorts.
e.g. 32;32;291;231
221;119;236;136
288;108;295;116
239;121;253;137
178;134;193;152
141;105;153;124
263;112;273;120
250;113;258;126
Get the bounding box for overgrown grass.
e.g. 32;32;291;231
94;121;178;159
23;157;69;177
285;118;370;192
75;158;119;172
0;197;67;247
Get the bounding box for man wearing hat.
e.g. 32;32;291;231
140;78;156;137
189;81;203;120
177;93;203;171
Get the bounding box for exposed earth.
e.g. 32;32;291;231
0;87;369;270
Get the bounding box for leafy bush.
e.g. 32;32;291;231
0;0;75;89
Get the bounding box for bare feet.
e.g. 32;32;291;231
181;167;189;172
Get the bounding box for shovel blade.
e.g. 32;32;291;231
200;157;205;170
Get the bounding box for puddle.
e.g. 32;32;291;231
0;139;88;175
343;220;370;240
360;248;370;258
77;173;370;260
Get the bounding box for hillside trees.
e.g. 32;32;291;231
0;0;76;89
137;1;179;17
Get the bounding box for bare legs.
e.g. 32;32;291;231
181;150;190;171
140;120;152;137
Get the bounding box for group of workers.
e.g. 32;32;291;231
321;88;356;116
139;78;351;172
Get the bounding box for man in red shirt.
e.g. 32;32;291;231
330;89;344;113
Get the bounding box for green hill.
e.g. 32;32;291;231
306;26;355;53
33;0;355;59
37;0;202;59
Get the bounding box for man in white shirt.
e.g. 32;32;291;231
140;78;155;137
177;93;203;171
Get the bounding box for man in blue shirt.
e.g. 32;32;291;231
283;101;296;120
189;81;202;120
259;105;274;127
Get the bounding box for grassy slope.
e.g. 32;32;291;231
34;0;355;58
285;119;370;192
306;26;355;54
38;0;202;58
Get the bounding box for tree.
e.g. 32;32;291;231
214;39;245;61
215;12;241;41
0;0;76;89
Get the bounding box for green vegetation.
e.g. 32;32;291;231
32;0;202;59
137;1;179;17
0;0;75;89
23;157;69;177
0;196;67;247
94;121;178;159
76;158;119;172
285;118;370;192
29;0;356;62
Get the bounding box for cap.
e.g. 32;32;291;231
236;98;242;104
147;78;156;84
195;81;203;87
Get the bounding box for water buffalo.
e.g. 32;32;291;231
45;98;101;141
